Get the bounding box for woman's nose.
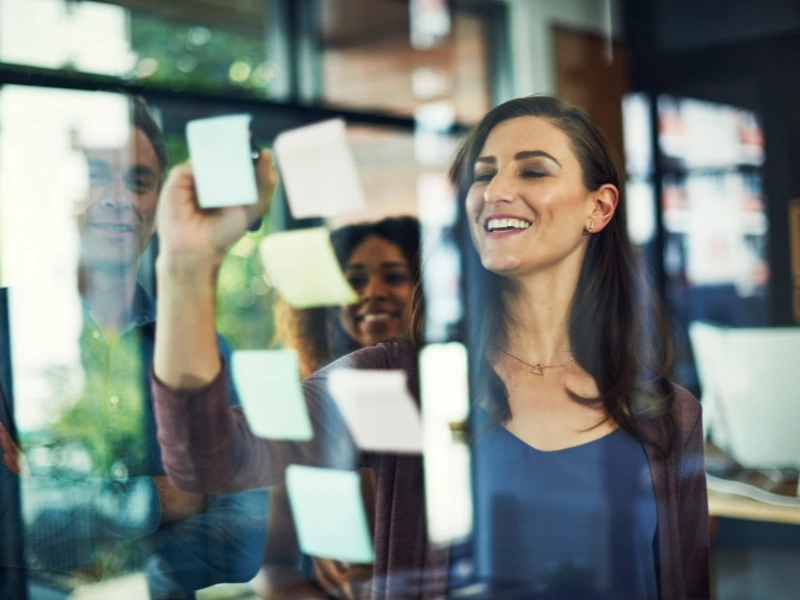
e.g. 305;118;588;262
484;170;515;204
361;275;388;300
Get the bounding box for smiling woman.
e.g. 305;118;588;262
271;217;421;379
151;95;709;600
255;216;421;599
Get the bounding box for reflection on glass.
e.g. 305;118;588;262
657;95;769;391
2;86;154;586
0;0;276;96
0;87;269;596
319;0;490;122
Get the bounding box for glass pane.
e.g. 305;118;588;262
657;94;769;392
0;85;277;596
0;0;280;97
319;0;491;123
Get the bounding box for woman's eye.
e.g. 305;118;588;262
473;172;494;183
521;170;545;179
384;273;410;286
346;276;367;289
125;176;151;194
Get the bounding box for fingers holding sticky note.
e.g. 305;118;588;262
259;227;358;309
186;114;259;209
286;465;374;564
231;350;314;441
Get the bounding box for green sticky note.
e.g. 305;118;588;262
286;465;374;564
231;350;314;441
259;227;358;308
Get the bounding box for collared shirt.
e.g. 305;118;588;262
5;284;269;598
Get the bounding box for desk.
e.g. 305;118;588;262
708;489;800;599
709;489;800;526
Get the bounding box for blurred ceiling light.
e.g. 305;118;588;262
136;57;159;78
414;101;456;132
410;0;451;50
229;60;252;83
412;68;451;100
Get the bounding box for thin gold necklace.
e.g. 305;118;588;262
495;347;576;376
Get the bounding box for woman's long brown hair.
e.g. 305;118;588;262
414;96;677;457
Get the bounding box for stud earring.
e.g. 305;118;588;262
582;222;595;236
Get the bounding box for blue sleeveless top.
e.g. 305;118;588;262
471;409;659;599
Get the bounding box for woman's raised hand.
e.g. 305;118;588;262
156;150;278;269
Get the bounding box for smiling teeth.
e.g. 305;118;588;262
362;313;392;322
486;218;531;231
96;224;133;232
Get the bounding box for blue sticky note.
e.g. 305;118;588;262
286;465;374;564
231;350;313;441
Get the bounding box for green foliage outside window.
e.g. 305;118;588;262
129;13;274;95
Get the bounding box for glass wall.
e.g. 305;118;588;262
0;0;281;97
318;0;491;122
0;1;504;598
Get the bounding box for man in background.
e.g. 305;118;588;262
0;96;268;598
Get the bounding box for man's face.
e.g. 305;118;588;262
78;127;161;270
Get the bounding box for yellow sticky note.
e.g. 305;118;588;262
70;573;150;599
286;465;374;564
260;227;358;308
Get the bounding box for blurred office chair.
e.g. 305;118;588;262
689;321;800;468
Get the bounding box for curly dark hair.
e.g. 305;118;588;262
273;216;421;378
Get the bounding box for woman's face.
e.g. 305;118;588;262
465;116;595;278
340;235;415;348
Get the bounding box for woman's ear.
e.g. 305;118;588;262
588;183;618;233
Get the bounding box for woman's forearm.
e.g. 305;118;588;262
154;258;222;390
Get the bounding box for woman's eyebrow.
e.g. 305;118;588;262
474;150;562;167
514;150;561;167
347;262;407;270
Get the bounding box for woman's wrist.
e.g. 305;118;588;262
156;253;222;288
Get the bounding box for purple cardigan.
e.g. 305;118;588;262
152;341;710;599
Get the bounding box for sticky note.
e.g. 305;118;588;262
231;350;313;441
71;574;149;599
327;369;423;454
274;119;366;219
186;114;258;209
286;465;373;563
259;227;358;308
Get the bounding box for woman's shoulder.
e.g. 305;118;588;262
322;339;419;371
633;382;702;450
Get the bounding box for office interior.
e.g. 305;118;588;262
0;0;799;598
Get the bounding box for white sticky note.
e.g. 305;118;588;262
259;227;358;308
286;465;374;563
70;574;150;599
186;114;258;208
231;350;313;441
274;119;366;219
328;369;423;454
